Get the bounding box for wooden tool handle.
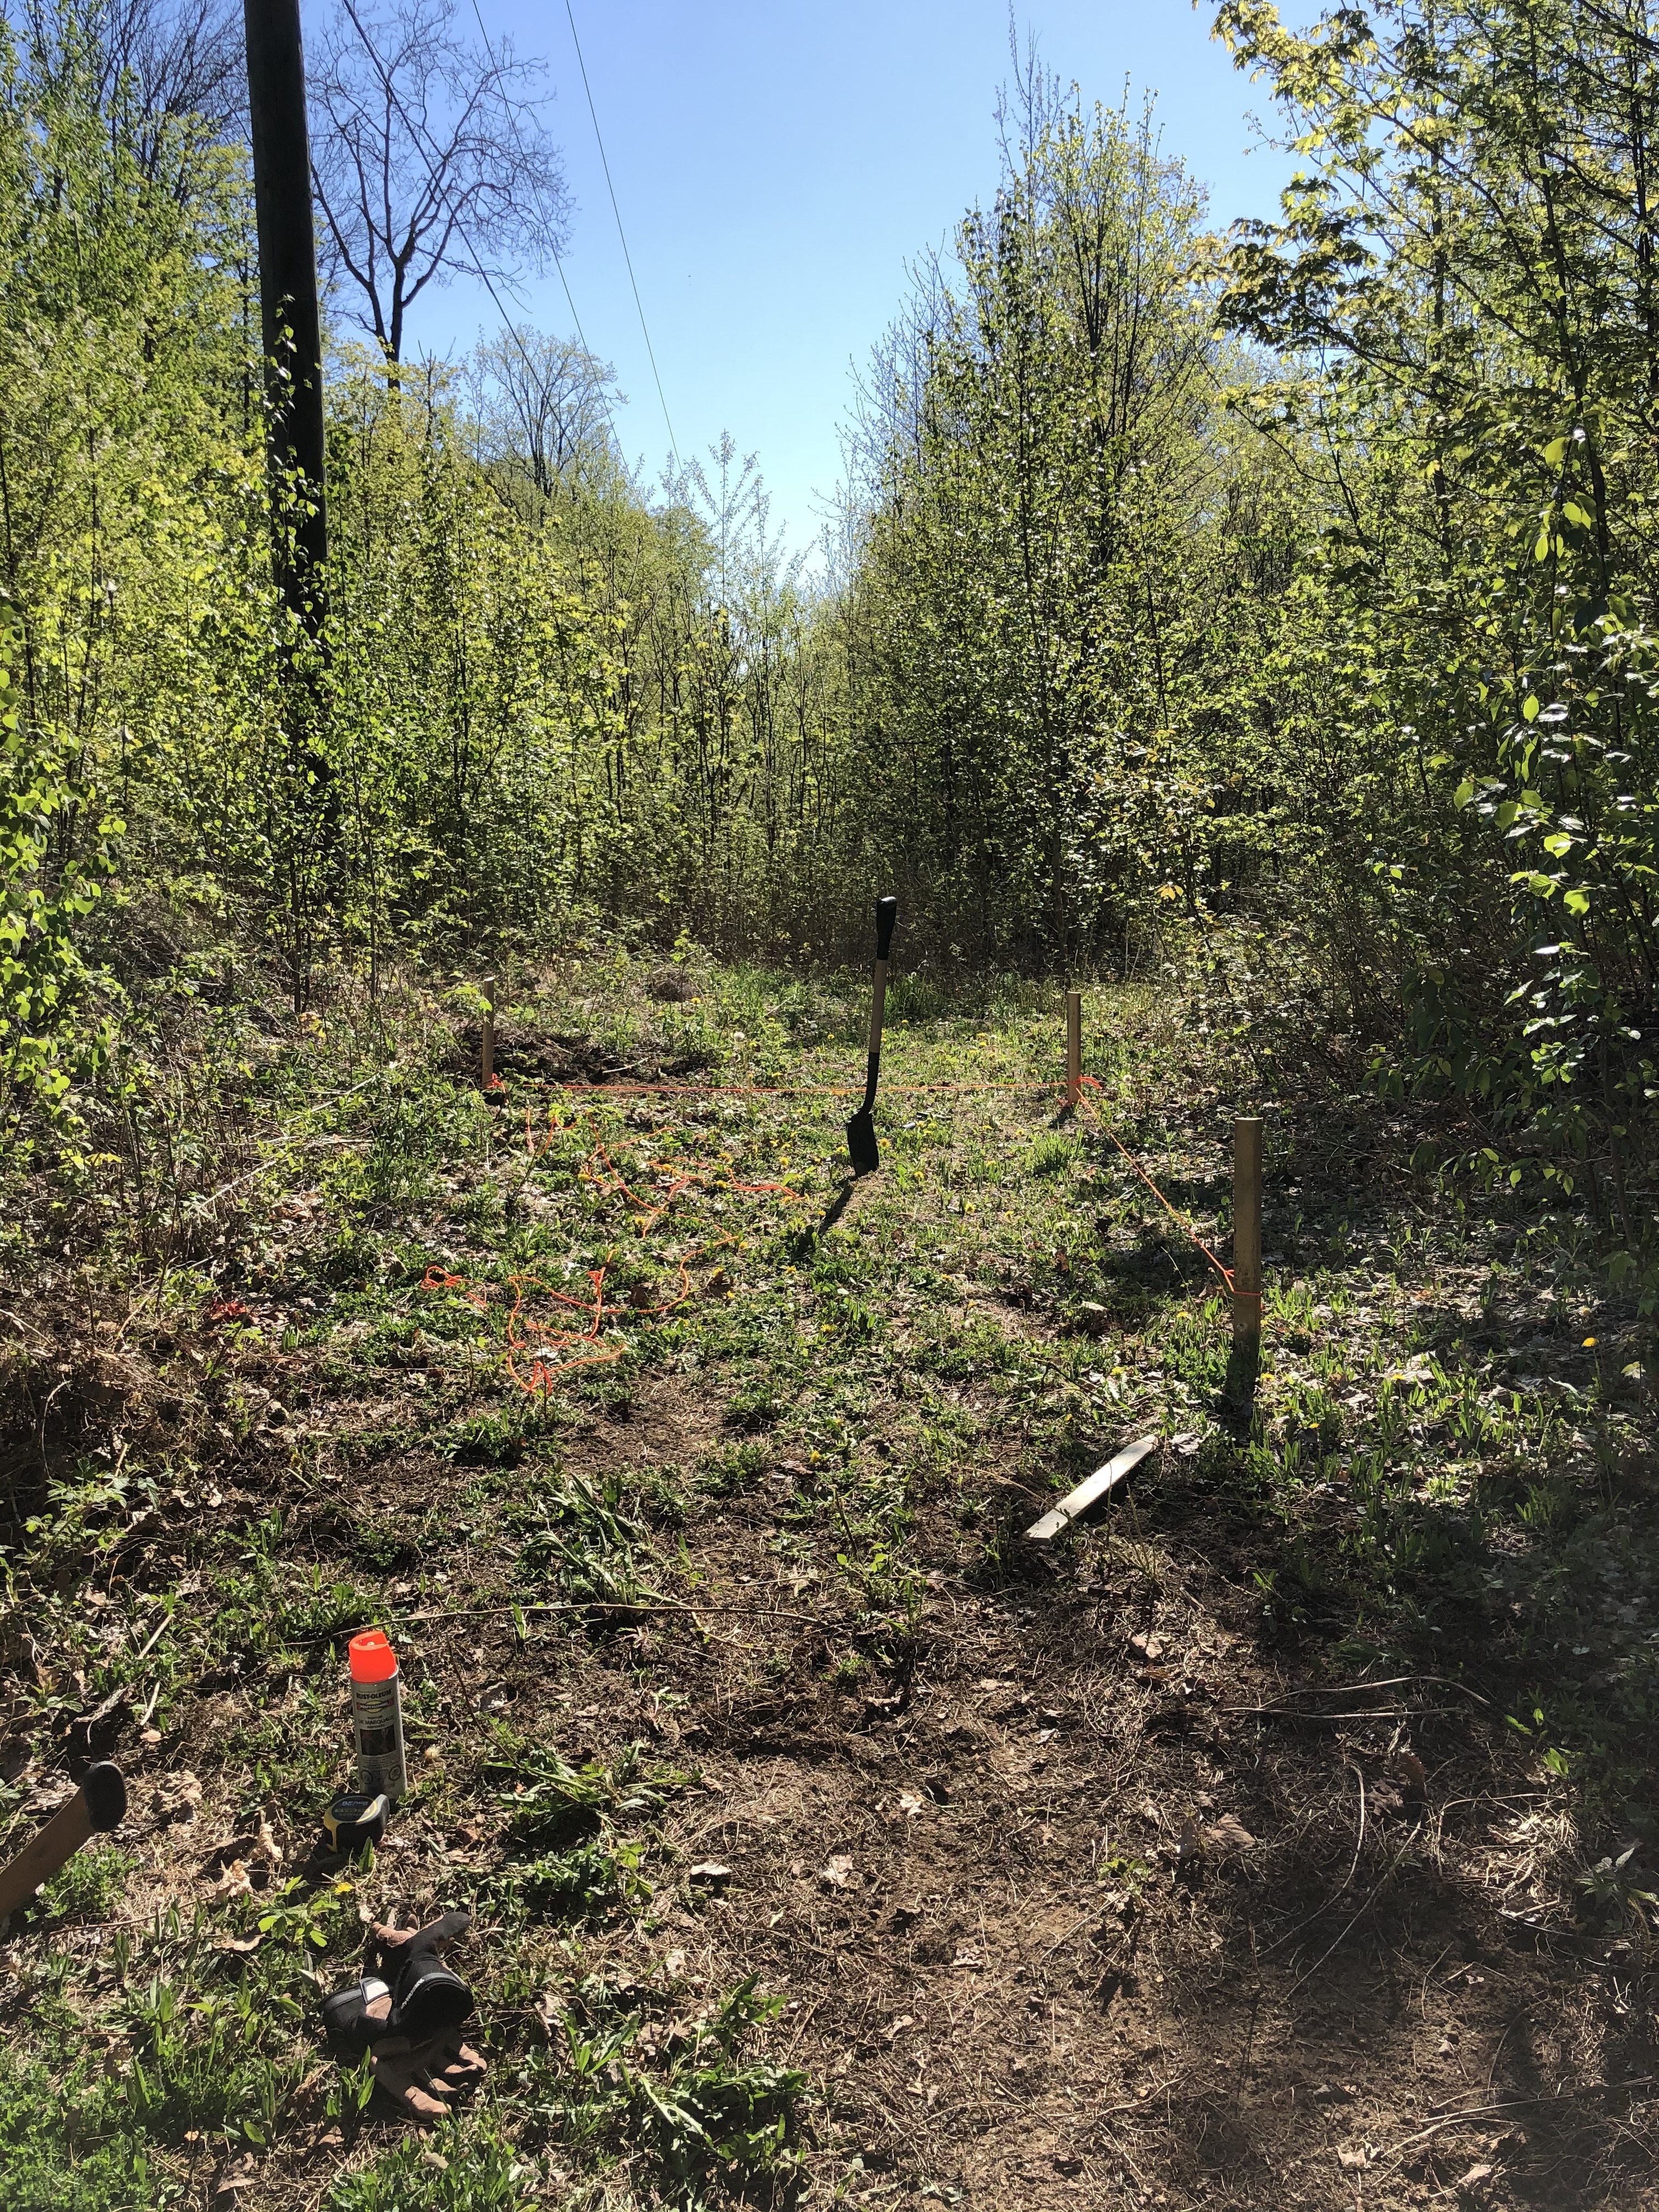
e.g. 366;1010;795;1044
1232;1116;1264;1345
0;1763;126;1926
861;897;898;1110
865;962;888;1059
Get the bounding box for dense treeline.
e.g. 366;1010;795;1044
0;0;863;1102
1212;0;1659;1231
844;80;1306;968
1;0;1655;1269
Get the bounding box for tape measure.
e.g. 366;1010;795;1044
322;1792;390;1855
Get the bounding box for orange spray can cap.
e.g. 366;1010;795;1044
348;1629;398;1683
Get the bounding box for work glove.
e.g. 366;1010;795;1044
320;1907;474;2051
369;2029;488;2120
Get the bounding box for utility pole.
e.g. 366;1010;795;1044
242;0;328;637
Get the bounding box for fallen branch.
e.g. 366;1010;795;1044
1227;1674;1490;1716
1382;2078;1657;2164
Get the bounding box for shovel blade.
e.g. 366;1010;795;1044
845;1108;879;1177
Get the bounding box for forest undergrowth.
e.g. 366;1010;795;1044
1;940;1654;2211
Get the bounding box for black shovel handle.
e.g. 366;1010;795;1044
874;895;897;962
862;897;898;1110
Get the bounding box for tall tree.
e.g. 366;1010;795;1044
845;72;1290;966
1214;0;1659;1214
308;0;571;363
16;0;245;186
469;325;619;502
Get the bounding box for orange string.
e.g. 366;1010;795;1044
426;1064;1232;1392
420;1262;627;1392
498;1076;1050;1099
421;1109;809;1391
1073;1076;1234;1292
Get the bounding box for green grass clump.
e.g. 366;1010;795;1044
0;2053;157;2212
327;2120;533;2211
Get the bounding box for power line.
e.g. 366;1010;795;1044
464;0;597;372
547;249;594;363
562;0;679;467
336;0;624;462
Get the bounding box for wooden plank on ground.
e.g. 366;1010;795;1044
1024;1435;1159;1541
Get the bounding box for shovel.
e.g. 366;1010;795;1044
846;895;898;1176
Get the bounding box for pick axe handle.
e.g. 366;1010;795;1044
0;1763;126;1927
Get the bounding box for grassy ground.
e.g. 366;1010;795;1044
1;940;1656;2210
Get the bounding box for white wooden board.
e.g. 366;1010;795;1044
1024;1435;1159;1541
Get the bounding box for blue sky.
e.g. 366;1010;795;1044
336;1;1311;551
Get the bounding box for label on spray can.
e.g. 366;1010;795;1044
348;1629;408;1799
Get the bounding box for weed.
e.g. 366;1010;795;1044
528;1975;806;2198
631;2017;805;2189
1028;1131;1077;1177
508;1833;649;1921
327;2117;534;2210
698;1441;768;1497
511;1470;652;1611
1576;1844;1659;1939
723;1379;782;1432
484;1738;683;1923
0;2051;156;2212
484;1737;685;1849
38;1843;135;1925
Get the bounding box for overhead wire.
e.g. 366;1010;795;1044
451;0;633;475
334;0;624;461
561;0;680;466
464;0;606;393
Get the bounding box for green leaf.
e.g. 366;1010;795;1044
1533;528;1552;562
1563;887;1591;915
1521;695;1541;722
1453;779;1474;809
1561;500;1594;530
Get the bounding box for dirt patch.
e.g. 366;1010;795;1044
1;974;1654;2209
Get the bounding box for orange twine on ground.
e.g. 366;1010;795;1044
1073;1075;1234;1293
421;1068;1231;1395
420;1107;810;1393
499;1076;1051;1099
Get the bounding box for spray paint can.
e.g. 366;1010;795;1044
348;1629;408;1799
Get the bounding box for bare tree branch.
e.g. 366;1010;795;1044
15;0;247;184
308;0;571;362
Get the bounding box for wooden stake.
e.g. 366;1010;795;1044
481;978;496;1091
1065;990;1082;1108
1232;1116;1263;1350
1025;1435;1158;1541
